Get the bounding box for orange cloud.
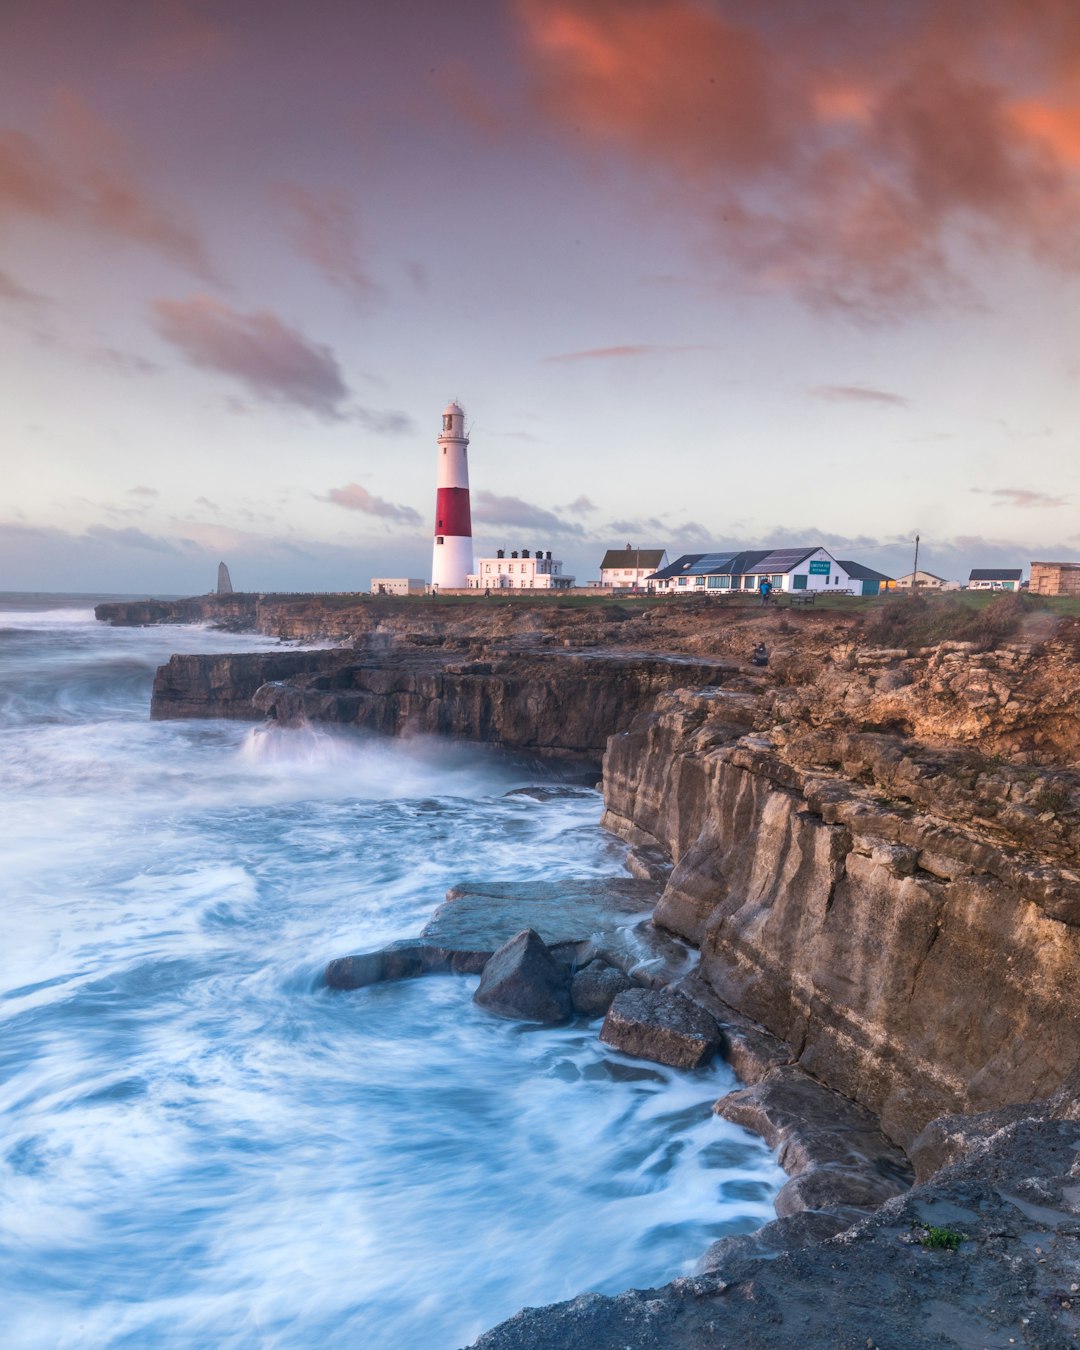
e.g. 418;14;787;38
0;93;209;275
514;0;1080;316
518;0;798;175
1012;100;1080;165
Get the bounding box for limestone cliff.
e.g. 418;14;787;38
602;642;1080;1148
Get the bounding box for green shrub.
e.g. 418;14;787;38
920;1226;965;1251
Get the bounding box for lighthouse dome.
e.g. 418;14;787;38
443;400;465;417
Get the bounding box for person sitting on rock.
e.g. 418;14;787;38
751;642;769;667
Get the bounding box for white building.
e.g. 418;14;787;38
649;547;890;595
371;578;427;596
467;548;575;590
896;570;947;590
599;546;669;590
968;568;1023;591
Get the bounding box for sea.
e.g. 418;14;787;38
0;595;783;1349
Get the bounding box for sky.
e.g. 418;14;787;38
2;0;1080;593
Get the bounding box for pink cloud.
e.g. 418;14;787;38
811;384;910;407
275;184;379;306
544;343;718;362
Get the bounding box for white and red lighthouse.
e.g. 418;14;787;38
431;400;473;590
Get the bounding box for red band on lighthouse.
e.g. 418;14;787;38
435;486;472;537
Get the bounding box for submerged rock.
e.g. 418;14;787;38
599;988;721;1069
474;928;572;1024
325;878;660;991
421;879;658;954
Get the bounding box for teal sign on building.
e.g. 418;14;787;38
808;560;831;575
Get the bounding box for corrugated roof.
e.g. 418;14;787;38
838;560;895;582
969;568;1023;580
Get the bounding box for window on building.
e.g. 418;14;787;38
677;576;687;586
793;574;807;590
436;536;444;545
770;574;784;587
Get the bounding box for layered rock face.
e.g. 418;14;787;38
603;675;1080;1148
151;648;735;758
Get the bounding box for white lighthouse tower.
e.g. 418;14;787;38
431;400;473;590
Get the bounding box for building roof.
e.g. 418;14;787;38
898;570;946;583
969;568;1023;581
1031;560;1080;570
648;547;823;580
838;560;895;582
600;548;667;570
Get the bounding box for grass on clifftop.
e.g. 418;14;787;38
863;591;1061;649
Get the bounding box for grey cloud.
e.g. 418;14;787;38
89;347;161;376
84;524;180;554
321;483;422;526
472;491;586;537
564;495;598;515
607;517;670;536
152;295;351;418
352;406;414;435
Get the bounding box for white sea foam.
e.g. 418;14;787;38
0;610;783;1348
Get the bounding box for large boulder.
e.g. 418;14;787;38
474;929;572;1024
599;988;721;1069
570;961;634;1017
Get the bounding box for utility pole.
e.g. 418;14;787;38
911;534;920;595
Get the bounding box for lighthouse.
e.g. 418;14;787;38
431;400;473;590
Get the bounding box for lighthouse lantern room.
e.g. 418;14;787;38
431;400;473;589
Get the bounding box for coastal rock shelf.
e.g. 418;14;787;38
150;647;739;759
